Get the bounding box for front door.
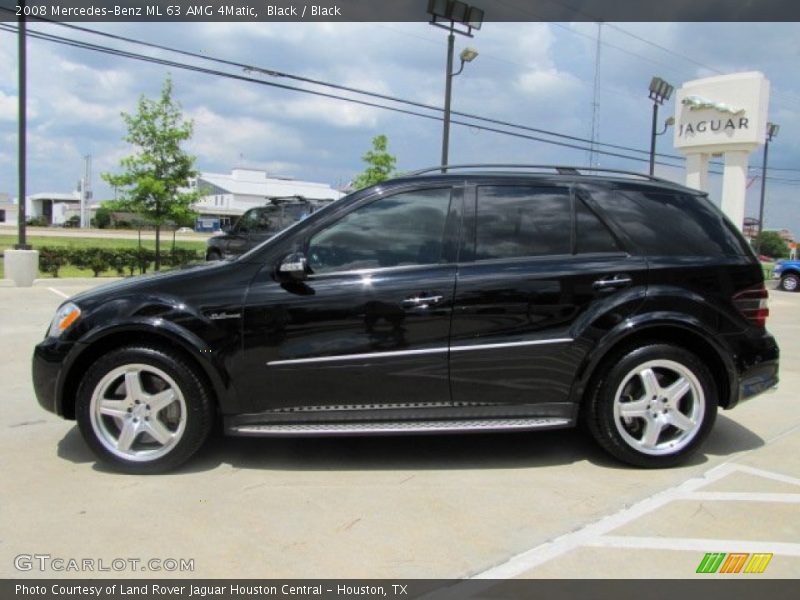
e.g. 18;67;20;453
239;186;461;413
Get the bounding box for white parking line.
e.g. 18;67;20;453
587;536;800;556
687;491;800;503
47;287;70;299
472;422;800;579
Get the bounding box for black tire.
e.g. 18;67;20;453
76;345;214;474
780;272;799;292
584;343;717;468
206;249;222;261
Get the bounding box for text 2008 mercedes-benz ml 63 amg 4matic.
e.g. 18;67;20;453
33;166;779;473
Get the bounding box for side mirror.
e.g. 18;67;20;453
278;252;308;281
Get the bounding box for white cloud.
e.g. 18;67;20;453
187;106;305;167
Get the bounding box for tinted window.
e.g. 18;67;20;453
475;186;571;260
576;197;620;253
307;188;451;273
594;188;747;256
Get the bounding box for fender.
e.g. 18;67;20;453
55;318;241;417
569;311;738;408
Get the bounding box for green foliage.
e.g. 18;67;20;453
68;248;111;277
102;77;199;269
26;216;48;227
757;231;790;259
351;134;397;190
38;246;68;278
64;215;81;228
30;245;201;278
93;206;112;229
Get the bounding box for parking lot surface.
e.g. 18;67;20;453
1;278;798;579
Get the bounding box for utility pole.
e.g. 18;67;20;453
589;22;602;168
81;154;92;228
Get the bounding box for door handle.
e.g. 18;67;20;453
592;275;633;290
402;294;444;308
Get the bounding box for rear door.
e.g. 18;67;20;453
449;181;648;412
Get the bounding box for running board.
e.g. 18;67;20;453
228;418;571;437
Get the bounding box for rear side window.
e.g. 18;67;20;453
475;186;571;260
594;188;747;256
576;197;620;254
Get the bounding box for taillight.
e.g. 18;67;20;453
733;284;769;328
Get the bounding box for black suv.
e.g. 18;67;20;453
205;196;330;261
33;166;779;473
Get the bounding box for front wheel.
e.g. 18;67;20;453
76;346;214;474
585;344;717;468
206;249;222;261
780;272;799;292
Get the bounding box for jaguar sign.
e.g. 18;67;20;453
672;72;771;230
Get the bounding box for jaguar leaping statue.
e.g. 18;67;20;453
682;95;744;115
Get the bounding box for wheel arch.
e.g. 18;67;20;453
58;324;231;420
572;317;737;413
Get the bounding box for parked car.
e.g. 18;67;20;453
205;196;325;261
32;166;779;473
176;227;194;234
773;259;800;292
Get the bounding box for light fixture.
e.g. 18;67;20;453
648;76;674;105
459;47;479;62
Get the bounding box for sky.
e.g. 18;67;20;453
1;20;799;234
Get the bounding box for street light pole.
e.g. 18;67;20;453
647;76;674;177
428;0;483;169
649;101;659;177
441;25;455;169
755;123;779;255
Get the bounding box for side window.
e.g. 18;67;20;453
594;188;748;256
576;197;620;254
307;188;452;274
235;209;259;233
475;186;571;260
251;206;279;234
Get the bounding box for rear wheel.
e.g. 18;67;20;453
206;249;222;261
585;344;717;468
76;346;213;474
780;272;799;292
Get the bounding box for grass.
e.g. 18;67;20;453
0;234;208;279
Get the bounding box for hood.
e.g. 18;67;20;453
69;261;231;306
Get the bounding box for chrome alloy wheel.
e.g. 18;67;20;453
612;359;705;456
89;364;187;462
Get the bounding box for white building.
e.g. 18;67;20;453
0;192;17;227
193;168;345;229
28;192;83;226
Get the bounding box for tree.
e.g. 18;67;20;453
103;77;198;270
756;231;790;259
351;134;397;190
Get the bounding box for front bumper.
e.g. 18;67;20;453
32;337;76;417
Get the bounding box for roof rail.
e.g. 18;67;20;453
405;164;673;184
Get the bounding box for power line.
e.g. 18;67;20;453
1;19;799;185
0;9;684;160
0;22;687;169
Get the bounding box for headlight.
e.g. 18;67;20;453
48;302;81;338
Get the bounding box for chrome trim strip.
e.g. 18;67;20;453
266;338;573;366
449;338;573;354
